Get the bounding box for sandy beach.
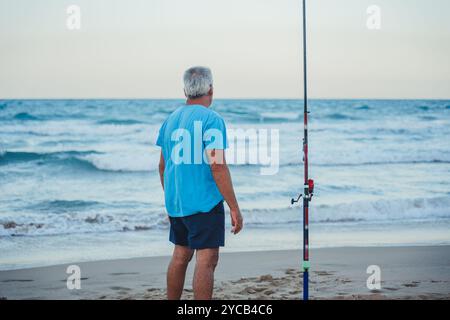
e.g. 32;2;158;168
1;0;450;306
0;246;449;300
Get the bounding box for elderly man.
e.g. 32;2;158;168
156;66;243;300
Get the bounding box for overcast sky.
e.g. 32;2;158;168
0;0;449;99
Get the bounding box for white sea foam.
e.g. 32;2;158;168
1;196;448;237
0;210;169;237
79;150;160;172
260;112;300;121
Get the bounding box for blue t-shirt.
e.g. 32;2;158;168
156;104;228;217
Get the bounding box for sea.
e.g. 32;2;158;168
1;99;449;270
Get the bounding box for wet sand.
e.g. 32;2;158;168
0;246;449;300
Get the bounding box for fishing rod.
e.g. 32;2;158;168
291;0;314;301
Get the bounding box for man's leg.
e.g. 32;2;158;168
193;248;219;300
167;245;194;300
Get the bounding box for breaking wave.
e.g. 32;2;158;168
1;196;448;237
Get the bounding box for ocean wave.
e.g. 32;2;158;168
2;149;450;173
1;99;448;125
1;197;448;237
0;151;43;163
323;113;360;121
241;196;450;226
420;116;437;121
97;119;147;125
311;159;450;167
228;159;450;169
259;112;300;122
0;150;99;165
0;150;158;173
31;200;101;212
0;211;169;237
80;152;159;172
12;112;39;121
313;197;450;223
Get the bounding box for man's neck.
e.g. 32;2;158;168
186;97;211;108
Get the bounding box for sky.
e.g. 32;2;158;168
0;0;449;99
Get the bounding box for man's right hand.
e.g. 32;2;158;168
230;207;243;234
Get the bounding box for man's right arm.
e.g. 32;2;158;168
158;151;165;190
207;149;243;234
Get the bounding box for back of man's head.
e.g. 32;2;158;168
183;66;213;100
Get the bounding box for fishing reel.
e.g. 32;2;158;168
291;179;314;205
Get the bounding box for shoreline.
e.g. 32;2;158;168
3;218;449;272
1;243;449;272
1;245;449;300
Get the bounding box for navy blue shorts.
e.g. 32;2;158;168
169;201;225;249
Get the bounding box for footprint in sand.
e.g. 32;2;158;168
385;287;399;291
110;286;131;291
263;289;275;295
257;275;273;282
403;282;419;288
231;278;250;284
341;279;352;283
2;279;34;283
240;287;257;294
369;289;383;294
109;272;139;276
60;277;88;282
285;269;297;275
314;271;334;276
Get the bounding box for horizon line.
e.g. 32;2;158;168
2;97;450;101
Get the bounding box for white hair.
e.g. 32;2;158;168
183;66;213;99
